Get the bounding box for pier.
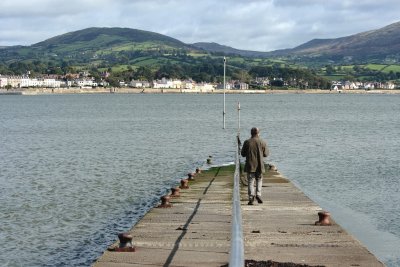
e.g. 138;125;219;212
93;162;383;267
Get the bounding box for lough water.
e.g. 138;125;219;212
0;93;399;266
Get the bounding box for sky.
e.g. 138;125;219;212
0;0;399;52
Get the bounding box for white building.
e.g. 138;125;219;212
130;80;150;88
0;75;64;88
195;82;214;91
182;80;195;90
172;80;182;89
152;78;174;89
383;82;395;89
42;78;61;88
75;79;96;88
0;76;8;88
4;76;22;88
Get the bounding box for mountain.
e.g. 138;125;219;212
1;21;400;71
0;27;199;64
285;21;400;60
196;22;400;62
32;27;189;50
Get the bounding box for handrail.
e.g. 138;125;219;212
229;136;244;267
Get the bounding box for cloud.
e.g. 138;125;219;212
0;0;399;51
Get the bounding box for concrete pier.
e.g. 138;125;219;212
93;165;384;267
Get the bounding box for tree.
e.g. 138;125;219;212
135;66;154;81
232;69;251;83
325;65;334;75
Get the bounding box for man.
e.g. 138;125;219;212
241;127;269;205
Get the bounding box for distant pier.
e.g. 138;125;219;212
93;165;384;267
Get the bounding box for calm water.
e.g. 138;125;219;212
0;93;399;266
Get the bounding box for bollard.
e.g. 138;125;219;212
207;156;212;164
170;187;180;197
187;173;195;180
315;211;332;226
118;233;133;248
268;164;277;171
195;168;202;174
179;179;189;189
157;195;172;208
108;232;136;252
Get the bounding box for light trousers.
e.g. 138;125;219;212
247;172;262;199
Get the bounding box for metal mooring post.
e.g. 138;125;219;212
237;101;241;137
223;57;226;129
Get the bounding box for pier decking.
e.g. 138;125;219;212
93;165;384;267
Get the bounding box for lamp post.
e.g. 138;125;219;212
223;57;226;129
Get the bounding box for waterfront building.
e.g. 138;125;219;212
130;80;151;88
233;81;249;90
0;75;8;88
152;78;175;89
216;82;233;90
194;82;214;91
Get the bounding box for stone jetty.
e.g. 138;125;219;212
93;165;384;267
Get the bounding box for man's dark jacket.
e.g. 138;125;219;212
241;136;269;174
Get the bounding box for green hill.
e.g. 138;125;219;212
32;27;188;51
0;27;199;66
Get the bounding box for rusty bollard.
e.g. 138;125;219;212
315;211;332;226
268;164;277;171
187;173;195;180
108;232;136;252
170;187;180;197
157;195;172;208
179;179;189;189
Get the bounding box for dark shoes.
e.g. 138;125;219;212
248;196;255;205
248;196;263;205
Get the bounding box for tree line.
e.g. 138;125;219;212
1;56;332;88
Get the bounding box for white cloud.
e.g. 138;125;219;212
0;0;399;51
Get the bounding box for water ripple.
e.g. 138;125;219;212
0;94;399;266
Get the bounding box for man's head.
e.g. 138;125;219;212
251;127;259;137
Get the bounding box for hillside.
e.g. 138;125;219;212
287;21;400;61
0;27;199;65
32;27;189;50
192;42;271;58
1;22;400;65
193;22;400;63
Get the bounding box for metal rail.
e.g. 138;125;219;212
228;136;244;267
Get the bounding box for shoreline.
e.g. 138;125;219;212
1;88;400;95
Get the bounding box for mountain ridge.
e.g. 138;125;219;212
193;21;400;61
1;21;400;71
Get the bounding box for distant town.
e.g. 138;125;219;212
0;71;398;91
